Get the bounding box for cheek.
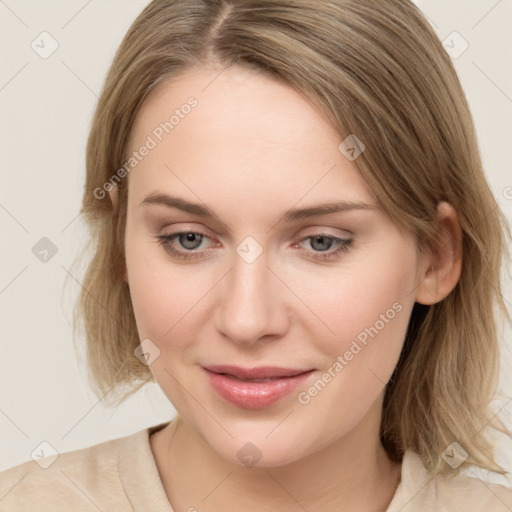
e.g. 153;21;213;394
294;242;417;361
124;231;172;335
124;238;220;414
292;248;417;432
125;238;216;350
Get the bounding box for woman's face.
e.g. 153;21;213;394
123;65;426;467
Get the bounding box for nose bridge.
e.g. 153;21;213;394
214;239;288;344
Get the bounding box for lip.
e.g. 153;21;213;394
202;365;315;409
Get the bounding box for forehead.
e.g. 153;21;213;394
126;66;376;219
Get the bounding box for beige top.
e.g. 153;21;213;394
1;419;511;511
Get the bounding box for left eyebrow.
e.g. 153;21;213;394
281;200;379;222
140;193;378;224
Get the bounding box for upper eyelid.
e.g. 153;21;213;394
157;221;353;238
145;206;360;235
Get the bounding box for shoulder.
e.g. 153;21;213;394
0;423;169;512
434;471;512;510
388;450;512;512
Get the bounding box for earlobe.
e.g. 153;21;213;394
415;201;462;306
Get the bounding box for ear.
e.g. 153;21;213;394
414;201;462;305
108;184;129;284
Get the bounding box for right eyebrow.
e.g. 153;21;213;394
141;193;214;217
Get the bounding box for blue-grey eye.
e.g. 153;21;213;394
309;235;335;251
177;233;204;250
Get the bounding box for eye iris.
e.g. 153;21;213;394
179;233;203;250
311;235;332;251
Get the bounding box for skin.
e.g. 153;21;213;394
111;64;462;511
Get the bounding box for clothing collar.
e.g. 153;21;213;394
118;420;174;512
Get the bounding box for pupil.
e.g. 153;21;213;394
314;236;331;251
180;233;202;249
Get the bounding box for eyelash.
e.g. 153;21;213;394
156;231;353;262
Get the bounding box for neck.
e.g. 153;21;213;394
151;406;401;512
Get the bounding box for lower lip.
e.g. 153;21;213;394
203;368;314;409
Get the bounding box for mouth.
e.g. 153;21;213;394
202;365;315;409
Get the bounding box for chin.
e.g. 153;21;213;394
201;421;320;469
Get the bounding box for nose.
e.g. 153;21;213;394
213;245;291;347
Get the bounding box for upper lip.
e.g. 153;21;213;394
204;365;313;379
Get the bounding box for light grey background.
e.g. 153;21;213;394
1;0;511;488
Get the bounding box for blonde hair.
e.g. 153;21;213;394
72;0;512;479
